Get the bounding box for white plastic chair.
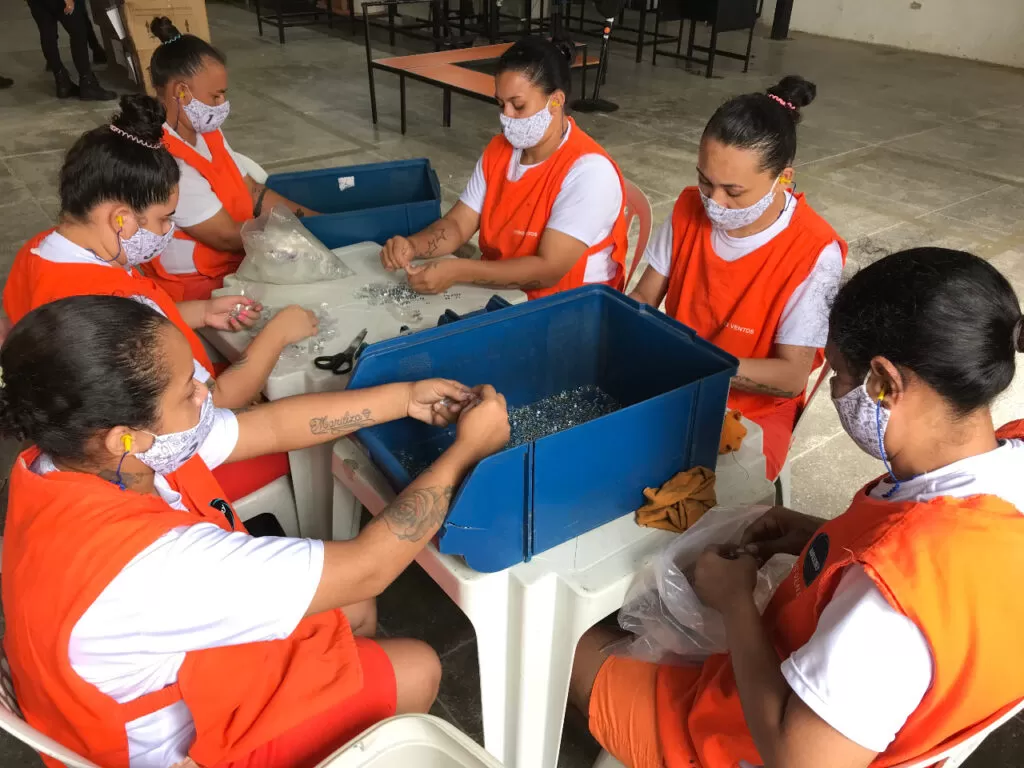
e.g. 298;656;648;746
235;153;269;184
593;697;1024;768
776;361;832;506
622;180;653;292
235;475;301;538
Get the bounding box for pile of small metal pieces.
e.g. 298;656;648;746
354;282;460;307
507;385;621;448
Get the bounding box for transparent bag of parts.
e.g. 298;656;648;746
238;205;353;285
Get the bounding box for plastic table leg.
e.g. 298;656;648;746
287;444;334;540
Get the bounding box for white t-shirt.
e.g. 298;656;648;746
32;407;324;768
460;123;623;283
163;124;250;276
780;439;1024;753
644;191;843;348
34;232;212;383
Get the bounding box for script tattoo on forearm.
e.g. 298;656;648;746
308;409;375;436
377;485;455;542
471;278;544;291
731;374;797;399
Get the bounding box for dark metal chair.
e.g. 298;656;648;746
651;0;757;78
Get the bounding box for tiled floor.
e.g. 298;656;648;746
2;1;1024;765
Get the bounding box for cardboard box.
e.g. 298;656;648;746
120;0;211;51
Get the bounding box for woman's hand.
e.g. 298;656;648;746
203;296;262;332
264;305;319;346
452;384;510;463
64;0;74;13
693;548;759;614
406;379;476;427
381;236;416;271
739;505;825;560
406;261;456;295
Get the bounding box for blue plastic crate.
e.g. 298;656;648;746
348;286;738;573
266;159;442;249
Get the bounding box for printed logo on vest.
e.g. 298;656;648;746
210;498;235;528
725;322;756;335
802;532;830;587
513;230;540;238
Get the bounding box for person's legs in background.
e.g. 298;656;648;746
25;0;78;97
82;1;108;64
58;0;115;100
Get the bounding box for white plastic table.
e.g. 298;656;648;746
331;418;777;768
200;243;524;540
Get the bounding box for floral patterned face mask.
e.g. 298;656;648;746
135;392;215;475
833;372;890;461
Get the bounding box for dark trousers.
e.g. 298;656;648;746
25;0;93;78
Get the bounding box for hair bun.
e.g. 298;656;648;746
767;75;816;120
110;95;167;146
150;15;181;43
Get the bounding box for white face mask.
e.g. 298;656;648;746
181;92;231;134
700;178;779;231
500;104;553;150
832;373;890;461
135;392;215;475
119;223;175;266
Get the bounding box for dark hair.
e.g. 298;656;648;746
703;75;817;175
0;297;173;462
829;248;1022;416
496;35;575;99
60;95;180;219
149;16;226;90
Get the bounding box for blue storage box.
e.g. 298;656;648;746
347;286;738;573
266;159;442;249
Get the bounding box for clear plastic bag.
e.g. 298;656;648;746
614;505;797;664
238;205;353;285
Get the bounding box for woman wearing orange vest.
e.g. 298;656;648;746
380;37;629;300
629;76;847;481
142;17;317;302
0;294;510;768
570;247;1024;768
3;94;318;412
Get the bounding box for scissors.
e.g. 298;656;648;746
314;328;368;375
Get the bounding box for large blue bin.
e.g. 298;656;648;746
347;286;738;573
266;159;442;249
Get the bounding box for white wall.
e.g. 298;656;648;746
760;0;1024;69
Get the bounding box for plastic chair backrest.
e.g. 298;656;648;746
623;179;653;289
235;153;269;185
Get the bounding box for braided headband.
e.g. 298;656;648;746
767;93;797;111
109;124;162;150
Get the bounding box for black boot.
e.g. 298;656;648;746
0;76;13;90
54;68;78;99
77;72;116;101
92;46;108;65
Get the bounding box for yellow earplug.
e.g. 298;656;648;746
122;434;133;453
116;215;124;228
877;385;886;402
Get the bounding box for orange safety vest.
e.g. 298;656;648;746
477;118;629;300
664;188;848;471
4;230;215;374
142;128;253;302
656;421;1024;768
2;446;362;768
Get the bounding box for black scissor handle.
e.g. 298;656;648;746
313;354;354;374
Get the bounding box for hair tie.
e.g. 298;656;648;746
1013;316;1024;354
767;93;797;111
109;124;162;150
162;34;182;44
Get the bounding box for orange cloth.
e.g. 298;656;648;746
142;128;253;301
635;466;715;533
664;188;848;480
3;447;363;768
478;118;629;300
589;655;665;768
652;421;1024;768
215;637;396;768
718;409;747;454
3;230;215;374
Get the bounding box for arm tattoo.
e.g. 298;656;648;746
731;374;798;399
419;227;449;258
377;485;454;542
309;409;375;436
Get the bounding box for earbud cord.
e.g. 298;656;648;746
113;449;129;491
876;392;901;499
